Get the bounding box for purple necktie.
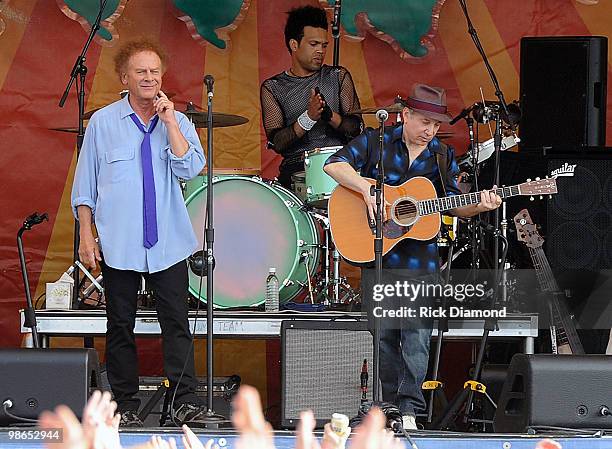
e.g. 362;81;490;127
129;113;159;249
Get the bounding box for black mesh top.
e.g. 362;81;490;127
261;65;363;187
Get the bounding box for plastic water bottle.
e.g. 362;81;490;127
265;267;279;312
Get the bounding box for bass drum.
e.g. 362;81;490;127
185;176;320;308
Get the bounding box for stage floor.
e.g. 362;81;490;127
1;428;611;449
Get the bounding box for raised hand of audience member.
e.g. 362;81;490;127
129;436;178;449
296;410;320;449
181;424;218;449
39;405;88;449
82;390;121;449
231;385;275;449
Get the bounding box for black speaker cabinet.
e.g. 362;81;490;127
546;153;612;271
494;354;612;432
281;320;373;428
520;36;607;151
0;348;100;425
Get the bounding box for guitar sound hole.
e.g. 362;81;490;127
393;199;418;226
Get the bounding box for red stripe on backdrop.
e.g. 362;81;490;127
485;0;611;146
361;27;469;154
258;0;315;179
483;0;592;73
160;2;207;114
0;1;102;347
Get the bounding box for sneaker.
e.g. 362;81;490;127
119;410;144;428
173;402;208;427
402;414;417;430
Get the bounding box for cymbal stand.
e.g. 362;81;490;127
309;210;357;305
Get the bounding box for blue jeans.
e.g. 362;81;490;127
362;268;435;416
379;325;432;415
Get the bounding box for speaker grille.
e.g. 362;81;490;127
547;158;612;270
282;322;373;426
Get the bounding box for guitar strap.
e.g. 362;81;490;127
435;142;449;197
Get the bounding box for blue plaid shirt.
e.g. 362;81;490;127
325;125;461;272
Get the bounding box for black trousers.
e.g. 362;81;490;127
101;259;200;412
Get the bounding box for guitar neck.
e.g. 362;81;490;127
419;185;521;215
529;247;585;355
529;247;560;293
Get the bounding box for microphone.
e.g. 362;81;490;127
332;0;342;38
204;75;214;98
24;212;48;230
375;109;389;122
360;359;368;403
449;103;475;125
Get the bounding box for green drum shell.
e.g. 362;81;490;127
304;147;341;208
185;176;320;308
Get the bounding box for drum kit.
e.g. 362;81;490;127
51;95;358;310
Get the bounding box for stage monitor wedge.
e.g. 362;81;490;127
520;36;607;152
494;354;612;432
0;348;100;425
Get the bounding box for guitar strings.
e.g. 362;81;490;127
530;246;581;348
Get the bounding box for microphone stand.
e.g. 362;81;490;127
372;109;388;401
332;0;342;67
434;226;508;430
458;0;515;279
59;0;108;309
201;76;227;427
17;213;49;348
426;237;455;423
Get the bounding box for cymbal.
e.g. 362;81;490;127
350;101;406;115
49;127;82;134
183;103;248;128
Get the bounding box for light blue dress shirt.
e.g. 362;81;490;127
71;95;206;273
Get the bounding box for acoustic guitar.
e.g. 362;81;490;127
328;176;558;263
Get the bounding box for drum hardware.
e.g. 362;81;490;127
309;210;359;305
300;250;316;303
183;102;249;128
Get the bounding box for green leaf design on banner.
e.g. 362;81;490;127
324;0;445;59
173;0;250;50
59;0;123;43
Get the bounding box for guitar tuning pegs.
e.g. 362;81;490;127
536;177;540;181
530;196;534;201
526;178;531;182
539;195;543;200
549;195;553;199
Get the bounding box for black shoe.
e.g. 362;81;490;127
172;402;208;427
119;410;144;428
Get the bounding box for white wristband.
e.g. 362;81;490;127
297;110;316;131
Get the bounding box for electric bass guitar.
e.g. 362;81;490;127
328;176;557;263
514;209;584;354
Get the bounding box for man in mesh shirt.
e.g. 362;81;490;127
260;5;363;189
